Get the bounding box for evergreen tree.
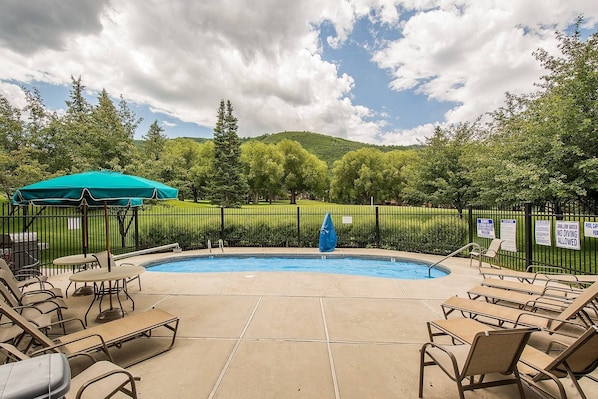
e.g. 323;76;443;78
209;100;248;207
142;120;167;161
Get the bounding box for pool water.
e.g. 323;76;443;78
146;255;449;280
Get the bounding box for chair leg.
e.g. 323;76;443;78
418;348;426;398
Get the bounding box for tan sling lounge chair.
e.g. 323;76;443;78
427;318;598;399
467;285;579;314
0;269;63;302
480;266;598;287
0;258;52;290
419;326;535;398
0;343;138;399
0;302;179;367
481;277;581;297
442;281;598;332
470;238;503;268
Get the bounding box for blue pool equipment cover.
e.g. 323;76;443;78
319;212;338;252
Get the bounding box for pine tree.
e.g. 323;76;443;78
209;100;248;207
142;120;167;161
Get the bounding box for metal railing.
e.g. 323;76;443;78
2;200;597;276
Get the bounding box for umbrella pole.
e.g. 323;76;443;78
96;201;126;322
104;202;114;309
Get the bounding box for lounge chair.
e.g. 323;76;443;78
0;343;139;399
469;238;503;268
0;257;52;290
481;278;577;296
427;318;598;399
0;269;63;299
419;326;536;398
93;251;142;291
480;266;598;287
0;302;179;367
467;285;577;313
0;270;65;310
442;281;598;332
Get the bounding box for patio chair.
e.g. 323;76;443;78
467;285;577;313
480;266;598;287
427;319;598;399
93;251;142;291
419;326;536;398
0;343;139;399
0;269;65;308
519;324;598;399
0;302;179;367
0;257;53;291
442;281;598;332
481;278;581;297
469;238;503;268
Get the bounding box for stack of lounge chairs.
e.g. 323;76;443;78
420;265;598;399
0;256;180;398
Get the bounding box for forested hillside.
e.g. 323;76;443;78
157;131;416;169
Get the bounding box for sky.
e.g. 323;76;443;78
1;1;597;146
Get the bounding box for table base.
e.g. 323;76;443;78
96;308;127;323
72;285;94;296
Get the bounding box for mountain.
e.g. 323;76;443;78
145;131;419;169
249;131;417;168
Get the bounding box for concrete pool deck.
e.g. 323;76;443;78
47;248;592;398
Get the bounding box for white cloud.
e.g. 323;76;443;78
372;0;598;127
0;0;596;145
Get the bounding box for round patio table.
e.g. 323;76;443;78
53;254;98;296
69;265;145;324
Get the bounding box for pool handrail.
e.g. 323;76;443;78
427;242;482;277
113;243;181;260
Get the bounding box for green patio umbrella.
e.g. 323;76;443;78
12;171;178;268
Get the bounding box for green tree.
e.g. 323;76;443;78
209;100;248;207
241;141;284;203
142;120;168;161
403;124;477;216
330;148;386;204
277;139;328;204
90;89;138;170
486;19;598;204
158;138;213;202
381;149;419;204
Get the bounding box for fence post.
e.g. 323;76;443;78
375;206;380;248
220;207;225;242
524;202;533;271
297;207;301;248
467;205;473;243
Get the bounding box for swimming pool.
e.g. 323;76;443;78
145;254;449;280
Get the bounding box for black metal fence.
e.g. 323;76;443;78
1;201;596;276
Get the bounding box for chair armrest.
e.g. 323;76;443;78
30;333;112;359
0;343;30;361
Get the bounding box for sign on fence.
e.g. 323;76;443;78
584;222;598;238
476;218;495;239
555;221;581;250
500;219;517;252
68;218;80;230
535;220;551;246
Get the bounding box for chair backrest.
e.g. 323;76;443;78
92;251;115;269
545;325;598;377
462;327;535;377
553;282;598;330
0;258;12;275
485;239;503;258
0;302;56;348
0;270;23;300
0;283;19;307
